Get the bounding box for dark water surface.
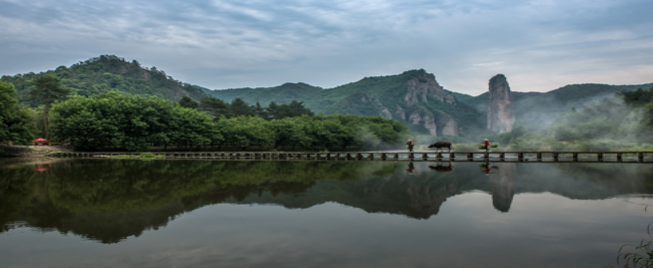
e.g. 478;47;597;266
1;159;653;268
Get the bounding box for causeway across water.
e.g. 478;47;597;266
49;151;653;163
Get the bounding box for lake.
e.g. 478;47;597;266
1;159;652;268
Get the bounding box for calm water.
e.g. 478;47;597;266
1;159;652;268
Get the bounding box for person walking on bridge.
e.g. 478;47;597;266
483;139;491;152
406;139;415;152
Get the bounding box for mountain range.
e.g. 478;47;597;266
3;55;652;136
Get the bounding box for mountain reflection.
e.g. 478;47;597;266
489;163;515;212
1;159;652;244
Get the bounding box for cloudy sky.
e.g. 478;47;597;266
1;0;652;95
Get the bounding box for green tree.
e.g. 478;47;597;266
28;76;70;138
178;96;199;109
231;98;253;117
0;81;34;144
266;101;280;119
169;106;221;149
199;96;232;119
621;86;653;107
0;81;16;142
251;102;268;119
51;92;177;151
216;116;273;150
277;100;314;119
270;116;313;149
305;115;356;150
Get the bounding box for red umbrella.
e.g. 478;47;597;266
31;165;50;173
32;138;50;142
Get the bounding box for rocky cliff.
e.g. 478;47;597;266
399;72;459;135
487;74;515;133
208;69;485;136
343;70;460;136
403;72;455;106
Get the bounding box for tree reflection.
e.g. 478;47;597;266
0;160;403;243
1;160;653;244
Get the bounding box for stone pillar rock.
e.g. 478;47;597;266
487;74;515;133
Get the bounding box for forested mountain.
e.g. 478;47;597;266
3;54;653;138
210;69;485;136
1;55;208;102
206;82;323;104
208;70;653;136
454;83;653;129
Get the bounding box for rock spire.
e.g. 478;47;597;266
487;74;515;133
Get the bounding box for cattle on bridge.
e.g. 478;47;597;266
428;141;453;152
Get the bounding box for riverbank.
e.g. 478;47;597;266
0;144;72;158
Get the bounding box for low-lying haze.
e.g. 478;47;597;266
1;0;652;95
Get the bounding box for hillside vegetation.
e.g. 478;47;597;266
210;69;485;136
209;82;323;105
1;55;208;102
209;69;653;138
3;54;653;150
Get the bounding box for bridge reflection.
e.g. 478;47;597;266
51;150;653;163
1;159;651;243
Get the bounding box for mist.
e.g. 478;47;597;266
501;94;653;151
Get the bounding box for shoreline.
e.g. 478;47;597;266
0;144;72;158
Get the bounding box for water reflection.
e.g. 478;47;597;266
31;164;50;173
1;159;652;244
405;161;418;175
428;162;453;173
614;197;653;267
489;163;514;212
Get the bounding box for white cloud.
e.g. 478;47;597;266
0;0;652;94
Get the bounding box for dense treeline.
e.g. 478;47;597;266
49;92;409;151
1;75;410;151
182;95;315;120
0;81;35;144
51;92;216;151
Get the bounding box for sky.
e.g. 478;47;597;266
1;0;652;96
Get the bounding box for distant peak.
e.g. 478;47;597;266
276;82;322;91
280;82;298;87
490;74;507;81
402;69;428;75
